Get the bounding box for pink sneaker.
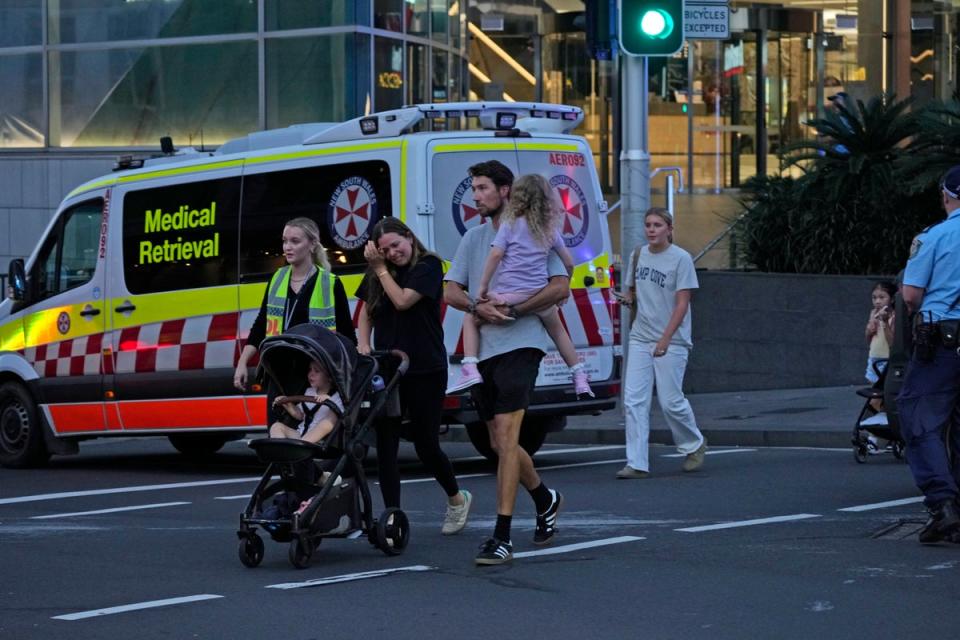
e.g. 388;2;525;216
573;369;594;398
446;363;483;394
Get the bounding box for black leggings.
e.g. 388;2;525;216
375;370;459;508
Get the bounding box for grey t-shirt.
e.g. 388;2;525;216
628;243;698;348
445;221;566;362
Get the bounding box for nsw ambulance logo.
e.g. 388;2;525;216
327;177;378;250
550;175;589;247
451;176;487;236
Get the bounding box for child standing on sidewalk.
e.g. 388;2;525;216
446;174;593;398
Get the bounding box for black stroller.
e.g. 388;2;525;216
851;358;906;463
237;324;409;569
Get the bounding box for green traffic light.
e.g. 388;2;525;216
640;9;674;39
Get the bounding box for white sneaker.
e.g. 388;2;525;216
441;489;472;535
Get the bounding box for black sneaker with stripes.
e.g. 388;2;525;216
533;489;563;545
474;537;513;565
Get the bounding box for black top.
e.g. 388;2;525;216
356;255;446;375
247;272;356;350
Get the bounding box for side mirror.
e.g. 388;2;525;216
8;259;26;301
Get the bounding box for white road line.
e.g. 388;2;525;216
514;535;645;558
52;594;223;621
451;445;625;463
31;502;191;520
838;497;924;512
0;477;260;506
676;513;821;533
266;565;435;590
536;458;625;471
214;495;251;501
660;449;757;458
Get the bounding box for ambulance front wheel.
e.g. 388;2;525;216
168;433;231;458
0;382;49;469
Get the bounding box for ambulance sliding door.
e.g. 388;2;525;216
238;154;395;425
426;138;519;378
107;174;244;432
21;198;109;435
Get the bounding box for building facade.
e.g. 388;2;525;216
1;1;959;271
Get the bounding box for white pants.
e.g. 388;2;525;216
623;338;704;472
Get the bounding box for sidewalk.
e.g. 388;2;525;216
445;386;867;450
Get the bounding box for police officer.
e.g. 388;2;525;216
897;165;960;544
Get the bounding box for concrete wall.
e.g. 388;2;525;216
0;156;116;271
686;271;888;392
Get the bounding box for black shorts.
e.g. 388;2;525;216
471;348;544;422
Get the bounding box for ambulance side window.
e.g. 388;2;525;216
240;160;392;279
31;201;102;302
122;177;241;294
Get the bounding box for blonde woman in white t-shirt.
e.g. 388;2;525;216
616;208;707;479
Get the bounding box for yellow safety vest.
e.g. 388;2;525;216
264;265;337;336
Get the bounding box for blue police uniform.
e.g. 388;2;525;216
896;168;960;542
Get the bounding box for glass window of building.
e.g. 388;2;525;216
265;0;370;30
0;53;43;148
375;37;404;111
51;0;257;44
52;42;258;147
375;0;403;32
407;42;429;105
0;1;41;47
407;0;429;37
430;0;448;44
266;34;372;128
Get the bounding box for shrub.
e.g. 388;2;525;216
735;95;943;274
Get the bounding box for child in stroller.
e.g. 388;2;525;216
237;324;409;569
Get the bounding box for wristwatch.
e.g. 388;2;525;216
507;305;518;319
467;301;477;315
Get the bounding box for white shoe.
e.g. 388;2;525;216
441;490;472;535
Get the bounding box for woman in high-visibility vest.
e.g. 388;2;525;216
356;218;472;536
233;217;356;412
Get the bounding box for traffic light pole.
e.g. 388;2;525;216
620;53;650;264
619;53;650;351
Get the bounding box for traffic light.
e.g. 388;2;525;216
618;0;684;56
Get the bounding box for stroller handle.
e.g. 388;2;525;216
371;349;410;377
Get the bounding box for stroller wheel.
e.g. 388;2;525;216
288;535;316;569
238;533;264;568
375;507;410;556
853;445;867;464
892;440;906;460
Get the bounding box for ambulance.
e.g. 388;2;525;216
0;102;620;468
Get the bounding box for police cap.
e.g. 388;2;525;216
940;165;960;200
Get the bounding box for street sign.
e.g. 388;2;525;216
683;0;729;40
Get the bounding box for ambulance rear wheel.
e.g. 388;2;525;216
0;382;49;469
168;433;231;458
465;416;552;463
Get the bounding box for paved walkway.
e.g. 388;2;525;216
446;385;870;450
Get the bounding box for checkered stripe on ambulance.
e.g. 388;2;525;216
429;139;615;387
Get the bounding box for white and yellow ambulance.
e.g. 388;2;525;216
0;102;620;467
